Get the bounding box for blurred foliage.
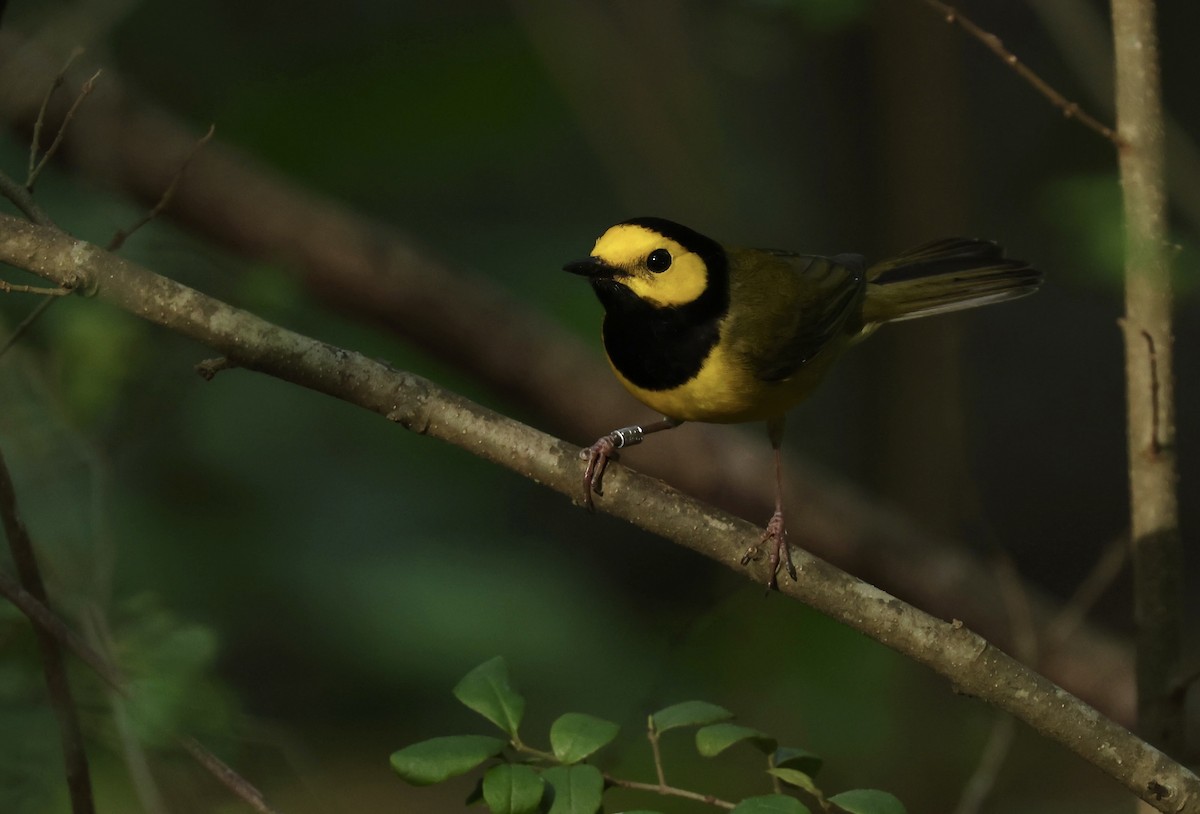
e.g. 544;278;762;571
0;0;1195;813
1038;172;1125;288
104;593;237;750
1039;170;1200;299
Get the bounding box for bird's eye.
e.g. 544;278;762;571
646;248;672;272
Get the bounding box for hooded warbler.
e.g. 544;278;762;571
564;217;1040;588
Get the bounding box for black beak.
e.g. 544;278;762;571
563;257;617;278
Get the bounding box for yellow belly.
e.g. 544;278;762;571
609;342;834;424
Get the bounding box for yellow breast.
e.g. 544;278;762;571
608;341;832;424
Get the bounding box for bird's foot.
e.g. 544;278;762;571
580;435;619;511
580;424;660;511
760;509;797;591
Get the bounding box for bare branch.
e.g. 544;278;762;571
107;123;215;252
1028;0;1200;246
953;714;1017;814
917;0;1120;145
0;446;96;814
29;47;83;183
0;214;1194;813
951;552;1038;814
26;68;101;191
0;278;73;295
178;739;280;814
1045;535;1129;651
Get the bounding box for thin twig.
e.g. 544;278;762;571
108;124;216;252
0;279;74;296
992;552;1040;665
603;775;735;810
1044;535;1129;651
29;47;84;183
179;738;280;814
521;722;732;809
0;446;96;814
917;0;1121;145
950;552;1038;813
646;719;667;788
26;68;101;192
0;293;59;360
953;715;1018;814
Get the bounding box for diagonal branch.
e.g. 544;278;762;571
0;213;1194;814
107;122;215;252
26;68;101;191
0;446;96;814
28;47;84;185
917;0;1120;144
0;37;1138;725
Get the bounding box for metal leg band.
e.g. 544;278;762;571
609;425;645;449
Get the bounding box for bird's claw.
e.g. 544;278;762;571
761;510;796;591
580;435;619;511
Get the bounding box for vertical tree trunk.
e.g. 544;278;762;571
1111;0;1184;758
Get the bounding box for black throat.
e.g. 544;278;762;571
592;229;730;392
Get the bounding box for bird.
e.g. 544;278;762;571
564;217;1041;589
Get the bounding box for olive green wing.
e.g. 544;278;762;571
727;249;866;383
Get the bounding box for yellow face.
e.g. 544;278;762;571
591;223;711;308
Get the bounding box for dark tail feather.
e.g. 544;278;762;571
861;238;1041;324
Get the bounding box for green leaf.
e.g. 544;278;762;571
453;657;525;737
390;735;506;785
550;713;620;764
731;793;812;814
695;723;777;757
772;747;823;778
650;701;733;733
543;764;605;814
768;768;821;798
828;789;907;814
482;763;544;814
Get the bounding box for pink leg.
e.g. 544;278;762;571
742;417;796;590
762;444;797;589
